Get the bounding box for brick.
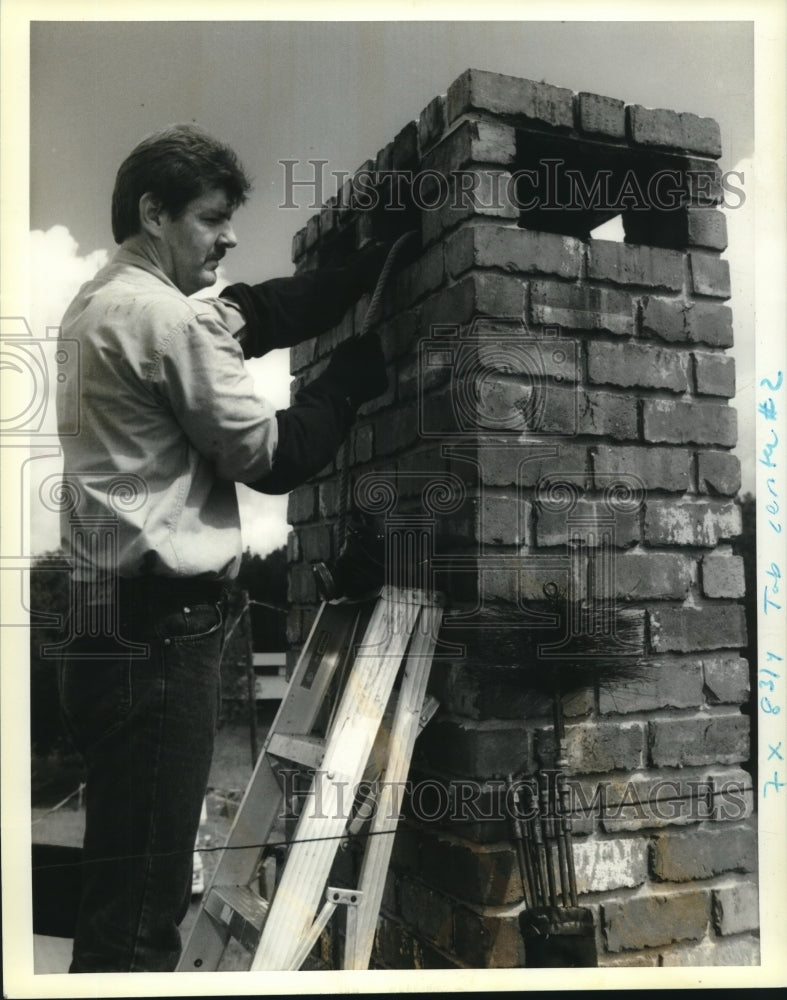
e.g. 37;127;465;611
287;563;317;604
651;824;757;882
529;280;635;335
378;310;418;364
685;157;724;206
374;140;393;174
419;377;535;437
640;295;686;343
351;423;374;465
415;717;530;780
372;406;420;456
417;833;522;906
286;529;300;564
314;309;353;359
421;170;518;244
587;341;688;393
446;68;574;129
417;94;446;153
598;657;704;714
304;211;320;251
290;337;315;373
392;119;418;171
473;441;587;488
607;552;693;600
454;908;525;968
648;605;747;653
535;500;639;547
291;226;307;263
316;479;340;520
640;297;733;348
704;767;754;822
577;91;626;138
388;244;445;309
649;713;750;767
478;493;525;545
686;208;728;250
701;554;745;598
644;498;741;546
627;104;722;158
573;836;648;893
712;883;759;936
569;773;717;832
581;390;638;440
421;273;525;334
446;224;582;280
693;351;735;397
703;655;749;704
687;301;733;346
643;399;737;446
593;445;691;492
399;878;453;950
297;524;332;562
538;721;645;773
287;485;316;524
421;119;517;178
285;608;302;646
479;556;585;607
697;451;741;496
319;197;337;240
587;241;684;291
690;253;731;298
659;933;760;967
603;892;710;952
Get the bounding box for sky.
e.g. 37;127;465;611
17;13;759;555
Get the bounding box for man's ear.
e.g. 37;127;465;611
138;192;165;237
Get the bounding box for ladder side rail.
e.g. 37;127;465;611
250;591;421;970
347;603;443;969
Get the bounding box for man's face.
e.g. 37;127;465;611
158;187;238;295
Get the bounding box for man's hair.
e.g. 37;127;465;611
111;124;252;243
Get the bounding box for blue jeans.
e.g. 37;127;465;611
56;578;227;972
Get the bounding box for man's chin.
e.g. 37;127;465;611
189;271;220;297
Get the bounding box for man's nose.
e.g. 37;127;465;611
218;223;238;248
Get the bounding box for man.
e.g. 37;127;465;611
55;124;391;972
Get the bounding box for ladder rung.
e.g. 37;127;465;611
204;885;269;953
267;732;326;769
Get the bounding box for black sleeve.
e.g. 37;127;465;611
220;242;389;359
246;371;355;495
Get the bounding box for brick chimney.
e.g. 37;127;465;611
284;69;757;968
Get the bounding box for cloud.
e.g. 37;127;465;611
30;225;109;337
25;226;292;556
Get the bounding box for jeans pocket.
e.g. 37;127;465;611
155;602;224;644
58;656;132;754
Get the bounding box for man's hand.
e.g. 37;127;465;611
325;333;388;409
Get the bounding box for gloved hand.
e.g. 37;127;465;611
325;332;388;409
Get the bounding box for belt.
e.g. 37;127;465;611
76;576;229;607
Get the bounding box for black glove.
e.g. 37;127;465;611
324;333;388;409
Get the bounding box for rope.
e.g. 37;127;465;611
337;231;418;547
29;781;741;874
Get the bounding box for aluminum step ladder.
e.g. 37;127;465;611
177;585;443;972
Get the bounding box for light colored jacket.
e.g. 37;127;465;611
57;246;278;584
